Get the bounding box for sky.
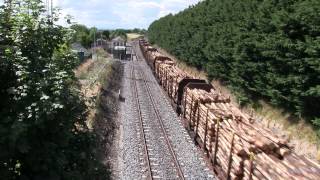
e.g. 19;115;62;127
54;0;201;29
0;0;201;29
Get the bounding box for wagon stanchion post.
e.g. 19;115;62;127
171;78;174;99
213;118;220;166
165;68;168;90
189;94;194;128
169;77;172;97
194;106;200;142
163;67;166;88
167;76;170;93
159;66;162;82
157;64;160;79
249;152;255;180
162;67;165;86
183;88;188;118
175;77;179;101
167;71;170;93
227;132;235;180
159;66;162;85
203;109;210;151
191;101;198;129
168;75;171;94
170;77;173;95
209;121;216;158
166;68;169;85
172;77;175;99
162;67;164;85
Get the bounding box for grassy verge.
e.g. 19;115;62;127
75;48;111;128
92;60;122;178
154;45;320;161
75;48;123;178
127;33;143;41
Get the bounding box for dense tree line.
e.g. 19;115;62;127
148;0;320;133
71;26;146;47
0;0;108;179
70;24;92;48
71;25;110;48
109;28;147;40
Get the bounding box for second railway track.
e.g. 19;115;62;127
131;61;185;179
118;41;214;180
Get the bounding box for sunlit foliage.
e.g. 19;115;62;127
148;0;320;133
0;0;108;179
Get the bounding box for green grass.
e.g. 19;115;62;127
127;33;143;41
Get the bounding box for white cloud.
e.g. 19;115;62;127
111;0;161;29
157;0;201;18
110;0;201;28
1;0;201;29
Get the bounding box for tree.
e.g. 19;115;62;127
102;30;110;40
89;27;98;43
0;0;108;179
70;24;91;48
110;29;127;40
148;0;320;133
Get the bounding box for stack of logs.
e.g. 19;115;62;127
139;39;320;179
183;87;320;179
156;62;189;100
147;51;161;66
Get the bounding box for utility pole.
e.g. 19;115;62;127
101;31;103;49
51;0;53;18
93;28;96;60
51;0;53;14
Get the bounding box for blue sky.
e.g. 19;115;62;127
52;0;201;29
0;0;201;29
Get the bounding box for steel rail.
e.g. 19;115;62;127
131;63;153;180
136;64;185;180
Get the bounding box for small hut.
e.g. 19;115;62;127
111;36;127;60
71;43;91;62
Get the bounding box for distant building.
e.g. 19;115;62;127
126;44;133;60
110;36;132;60
112;36;126;47
96;38;108;50
71;43;91;62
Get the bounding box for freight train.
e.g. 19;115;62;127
139;39;320;180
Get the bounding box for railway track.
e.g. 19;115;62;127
118;41;214;179
131;60;185;179
130;64;153;179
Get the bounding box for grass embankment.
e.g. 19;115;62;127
75;48;123;178
76;48;111;128
154;45;320;161
127;33;143;41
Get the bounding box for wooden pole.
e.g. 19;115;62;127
189;94;194;127
213;119;220;166
168;77;171;93
227;133;235;180
175;77;179;99
183;88;188;118
249;152;255;180
195;106;200;142
209;122;216;157
203;109;209;150
165;68;168;90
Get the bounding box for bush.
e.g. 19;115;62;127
148;0;320;127
0;1;108;179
